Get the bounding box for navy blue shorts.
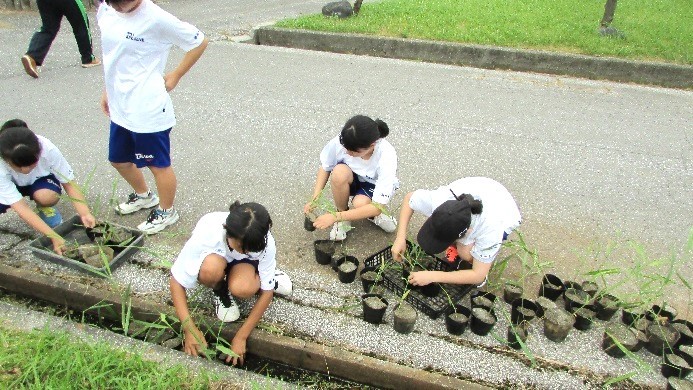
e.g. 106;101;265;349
225;258;259;276
0;174;62;213
108;122;172;168
350;173;375;198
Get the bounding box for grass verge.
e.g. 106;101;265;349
0;325;212;389
276;0;692;65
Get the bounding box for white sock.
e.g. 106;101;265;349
136;190;150;198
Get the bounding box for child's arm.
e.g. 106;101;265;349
303;167;330;214
62;182;96;228
164;38;209;92
409;258;491;286
169;276;208;357
391;192;415;262
225;290;273;366
10;199;64;254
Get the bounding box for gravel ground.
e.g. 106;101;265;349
2;217;688;389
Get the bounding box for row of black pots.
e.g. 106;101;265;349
313;240;359;283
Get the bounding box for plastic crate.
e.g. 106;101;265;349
29;215;144;277
364;242;474;319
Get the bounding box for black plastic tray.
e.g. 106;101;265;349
364;242;474;319
29;215;144;277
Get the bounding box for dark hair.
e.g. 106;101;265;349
224;201;273;253
459;193;483;215
0;126;41;167
1;119;28;132
339;115;389;151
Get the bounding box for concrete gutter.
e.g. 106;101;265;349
0;263;487;390
253;27;693;89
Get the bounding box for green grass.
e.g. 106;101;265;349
0;325;211;389
276;0;692;65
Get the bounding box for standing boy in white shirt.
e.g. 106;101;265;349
98;0;208;234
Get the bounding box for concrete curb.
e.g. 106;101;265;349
0;263;488;390
254;27;693;89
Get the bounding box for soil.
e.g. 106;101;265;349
315;242;336;255
504;283;523;303
369;284;387;296
517;307;535;318
544;308;573;327
647;323;679;345
472;308;495;324
364;296;386;311
338;261;357;274
603;323;638;355
564;288;590;306
666;354;690;368
394;303;417;322
672;322;693;339
448;313;468;323
535;297;557;317
667;377;693;390
632;317;651;332
472;296;494;310
581;281;599;297
360;271;379;282
597;294;619;309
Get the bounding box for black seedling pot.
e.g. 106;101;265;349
535;297;557;319
622;307;647;327
393;302;417;334
313;240;335;265
336;256;359;283
361;294;388;325
470;307;497;336
507;323;529;350
543;307;574;342
503;282;523;304
648;304;678;323
573;307;596;331
420;282;441;298
563;288;592;313
602;323;638;357
511;298;538;325
539;274;564;301
471;290;497;314
672;320;693;346
594;294;620;321
445;305;471;336
359;266;382;293
581;281;599;297
662;352;692;378
562;280;583;292
667;377;693;390
304;215;316;231
646;323;681;355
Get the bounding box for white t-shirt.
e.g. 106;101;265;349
170;212;277;291
0;136;75;206
409;177;521;263
319;136;399;205
98;0;205;133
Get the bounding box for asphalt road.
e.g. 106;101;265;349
0;0;691;316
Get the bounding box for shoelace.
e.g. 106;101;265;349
145;209;163;223
126;193;140;204
213;289;233;308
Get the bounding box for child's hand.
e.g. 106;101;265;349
50;236;66;256
226;336;247;366
303;202;313;215
408;270;435;286
391;238;406;262
80;213;97;229
183;327;207;357
313;213;337;230
163;73;181;92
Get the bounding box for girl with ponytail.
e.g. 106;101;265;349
392;177;521;287
304;115;399;241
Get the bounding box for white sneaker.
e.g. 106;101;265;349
329;221;351;241
137;208;179;234
115;192;159;215
370;213;397;233
273;268;293;296
212;290;240;322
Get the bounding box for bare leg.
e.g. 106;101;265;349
329;164;353;212
32;188;60;207
149;166;177;210
111;162;148;194
227;263;260;299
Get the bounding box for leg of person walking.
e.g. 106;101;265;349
23;0;62;78
63;0;100;67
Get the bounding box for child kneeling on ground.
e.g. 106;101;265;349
169;201;292;365
0;119;96;254
304;115;399;241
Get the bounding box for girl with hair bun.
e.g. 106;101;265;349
391;177;521;287
304;115;399;241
